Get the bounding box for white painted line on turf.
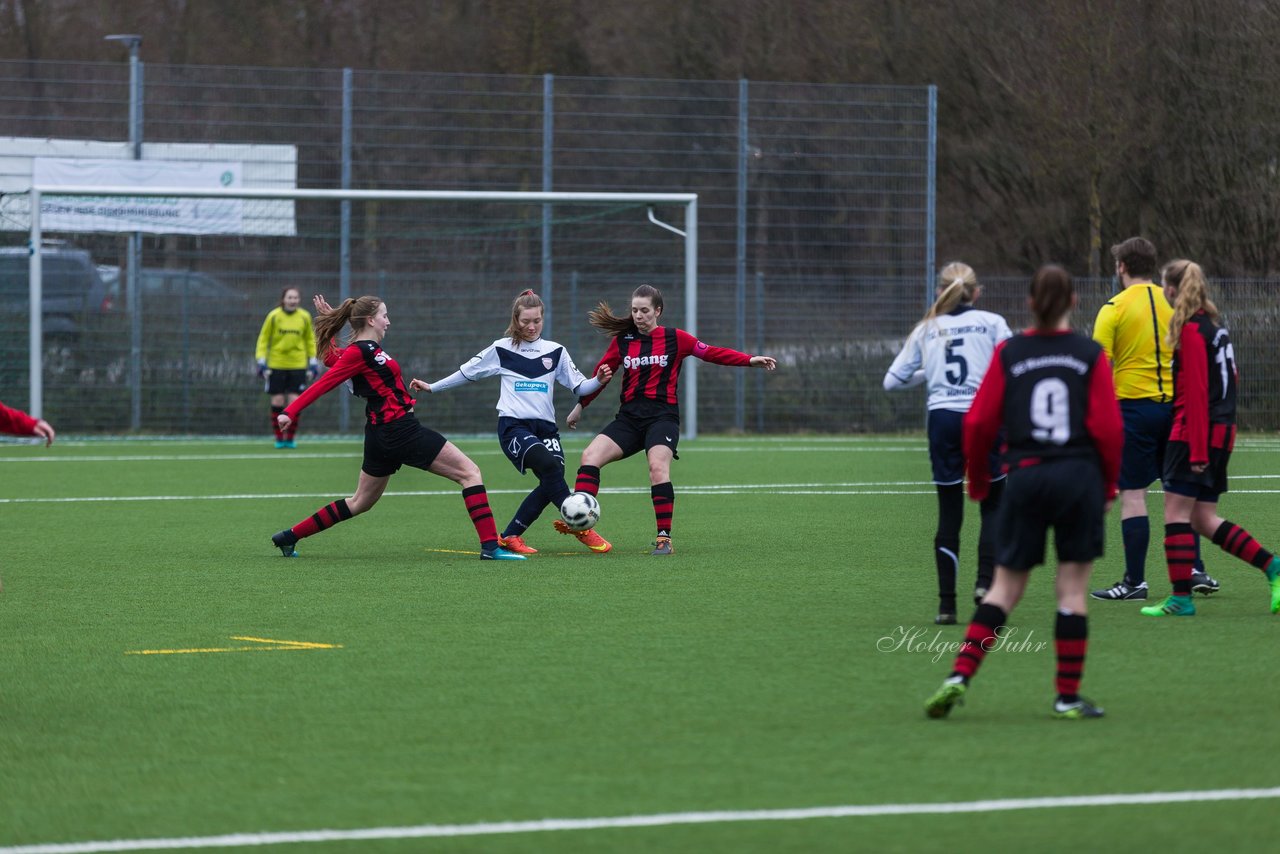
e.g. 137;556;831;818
0;484;942;504
0;446;926;463
11;479;1280;505
3;787;1279;853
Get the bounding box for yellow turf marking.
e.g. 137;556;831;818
421;548;591;557
125;636;342;656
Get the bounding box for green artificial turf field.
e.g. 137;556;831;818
2;434;1279;852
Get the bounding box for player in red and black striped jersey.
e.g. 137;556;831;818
926;265;1123;721
0;399;57;593
268;294;525;561
565;284;777;555
1140;260;1280;617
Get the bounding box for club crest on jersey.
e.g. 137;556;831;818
624;354;669;368
542;357;554;370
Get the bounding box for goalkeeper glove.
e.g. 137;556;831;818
256;359;268;378
307;358;320;380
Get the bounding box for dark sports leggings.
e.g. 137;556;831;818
934;478;1003;603
503;444;571;536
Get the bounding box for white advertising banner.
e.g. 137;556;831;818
32;158;244;234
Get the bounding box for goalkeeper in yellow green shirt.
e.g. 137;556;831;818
255;287;318;448
1090;237;1217;601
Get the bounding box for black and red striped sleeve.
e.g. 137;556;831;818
578;337;622;410
284;345;364;420
1178;323;1211;465
676;328;753;366
1085;350;1124;501
962;341;1008;502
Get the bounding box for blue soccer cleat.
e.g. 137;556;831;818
481;546;527;561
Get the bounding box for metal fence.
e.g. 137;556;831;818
0;60;938;436
24;61;1269;437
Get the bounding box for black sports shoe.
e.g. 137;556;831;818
935;611;957;626
1090;580;1148;600
271;530;299;557
973;586;989;606
1191;571;1221;595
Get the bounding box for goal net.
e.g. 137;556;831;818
10;187;705;437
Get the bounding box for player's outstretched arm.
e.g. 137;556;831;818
750;355;777;370
31;418;55;446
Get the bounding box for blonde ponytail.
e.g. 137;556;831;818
916;262;979;332
1163;260;1219;350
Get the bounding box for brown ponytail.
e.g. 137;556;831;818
589;284;664;335
1028;264;1073;331
312;295;382;358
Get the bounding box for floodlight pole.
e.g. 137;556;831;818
106;34;144;430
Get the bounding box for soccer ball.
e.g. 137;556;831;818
560;491;601;532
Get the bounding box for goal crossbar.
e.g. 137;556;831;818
26;186;701;436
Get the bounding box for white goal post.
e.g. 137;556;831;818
26;185;702;435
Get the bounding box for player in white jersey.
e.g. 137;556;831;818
884;262;1013;624
411;290;614;554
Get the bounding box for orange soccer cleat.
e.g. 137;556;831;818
552;519;612;553
498;534;538;555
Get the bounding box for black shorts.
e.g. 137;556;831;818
1163;440;1231;502
927;408;1003;486
267;368;308;396
995;457;1106;571
498;417;565;473
361;414;448;478
600;410;680;460
1118;400;1172;489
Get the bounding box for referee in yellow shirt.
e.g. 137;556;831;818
255;286;319;448
1090;237;1217;600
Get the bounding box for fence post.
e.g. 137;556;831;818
542;73;554;332
569;270;579;365
339;67;353;433
128;52;145;431
755;270;765;431
926;84;937;306
735;78;749;432
686;197;699;439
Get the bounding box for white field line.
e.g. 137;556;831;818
3;435;1279;462
10;475;1280;505
3;787;1279;853
8;441;1280;464
0;483;942;505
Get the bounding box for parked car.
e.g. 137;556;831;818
97;266;250;307
0;246;116;336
